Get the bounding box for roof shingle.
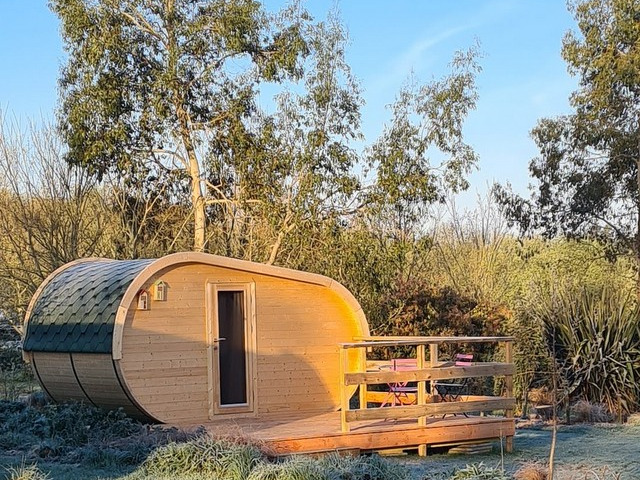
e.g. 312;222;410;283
23;259;154;353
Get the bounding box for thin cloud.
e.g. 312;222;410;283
366;0;515;95
395;26;468;75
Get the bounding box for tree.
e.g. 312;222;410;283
202;10;364;265
366;45;481;242
102;168;194;258
495;0;640;289
52;0;309;252
0;117;108;332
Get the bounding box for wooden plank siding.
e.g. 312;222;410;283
119;263;365;423
31;352;90;404
71;353;146;419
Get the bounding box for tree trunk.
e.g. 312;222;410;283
189;156;206;252
166;0;206;252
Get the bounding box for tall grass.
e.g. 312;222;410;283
4;464;49;480
448;462;509;479
531;287;640;415
138;438;262;479
130;440;410;480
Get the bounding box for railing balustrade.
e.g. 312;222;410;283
338;336;515;453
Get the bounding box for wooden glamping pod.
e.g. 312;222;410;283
22;253;369;423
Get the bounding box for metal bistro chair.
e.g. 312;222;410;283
380;358;418;407
434;353;473;416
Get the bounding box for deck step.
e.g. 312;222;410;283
448;441;493;455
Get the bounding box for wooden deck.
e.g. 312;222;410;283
203;335;516;456
204;410;515;455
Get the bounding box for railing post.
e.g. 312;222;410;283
339;345;350;432
417;343;427;456
503;340;514;452
429;343;439;401
359;343;368;410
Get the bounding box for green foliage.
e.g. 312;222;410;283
495;0;640;276
51;0;482;257
52;0;311;251
373;277;508;360
530;287;640;415
448;462;508;480
212;9;364;264
367;44;481;230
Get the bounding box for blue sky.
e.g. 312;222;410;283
0;1;578;204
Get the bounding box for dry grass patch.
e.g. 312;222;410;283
626;413;640;426
514;462;547;480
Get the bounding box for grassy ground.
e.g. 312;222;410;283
1;422;639;480
399;422;640;479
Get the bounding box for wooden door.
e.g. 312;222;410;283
206;283;256;417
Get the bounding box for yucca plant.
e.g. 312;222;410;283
531;287;640;415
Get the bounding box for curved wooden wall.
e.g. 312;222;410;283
118;263;366;424
30;351;150;421
24;253;369;425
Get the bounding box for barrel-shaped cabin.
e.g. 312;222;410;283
22;253;368;423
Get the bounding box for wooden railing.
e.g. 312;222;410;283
338;336;515;451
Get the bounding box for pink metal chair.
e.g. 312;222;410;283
381;358;418;407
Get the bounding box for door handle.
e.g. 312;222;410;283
213;338;226;342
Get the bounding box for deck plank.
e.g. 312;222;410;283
202;411;514;455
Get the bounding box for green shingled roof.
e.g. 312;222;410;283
23;259;154;353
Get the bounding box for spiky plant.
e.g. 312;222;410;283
532;287;640;415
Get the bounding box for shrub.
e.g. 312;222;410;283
317;452;410;480
531;288;640;415
246;457;325;480
373;278;509;364
514;463;547;480
626;413;640;426
0;342;35;401
570;400;612;423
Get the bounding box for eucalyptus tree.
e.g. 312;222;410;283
495;0;640;290
367;46;480;236
364;46;481;282
52;0;309;252
247;13;363;265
